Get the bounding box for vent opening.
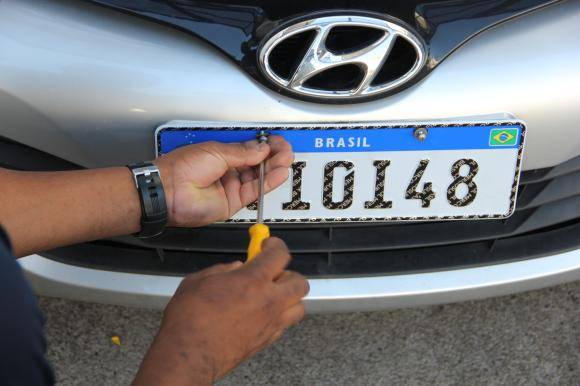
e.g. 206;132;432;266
268;30;316;80
371;37;418;85
325;26;385;54
304;64;363;91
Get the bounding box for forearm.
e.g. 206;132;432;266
0;167;141;257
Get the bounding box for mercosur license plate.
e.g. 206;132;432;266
156;120;526;222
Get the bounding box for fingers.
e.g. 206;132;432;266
197;135;291;171
223;166;289;214
238;167;256;184
216;136;293;210
237;136;293;178
242;237;291;280
264;303;306;346
275;271;310;307
221;169;243;210
265;136;294;173
265;329;285;347
279;303;306;328
238;167;290;207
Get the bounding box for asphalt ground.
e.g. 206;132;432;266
39;281;579;385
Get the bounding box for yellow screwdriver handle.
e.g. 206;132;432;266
247;223;270;261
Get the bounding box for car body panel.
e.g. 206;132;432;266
0;0;579;170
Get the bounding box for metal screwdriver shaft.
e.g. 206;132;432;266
247;131;270;261
256;131;268;223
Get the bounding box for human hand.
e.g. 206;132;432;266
155;136;293;227
133;238;309;386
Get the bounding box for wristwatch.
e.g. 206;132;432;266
127;162;168;238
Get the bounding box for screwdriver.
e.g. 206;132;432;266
247;130;270;261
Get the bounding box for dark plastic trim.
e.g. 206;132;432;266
0;136;80;171
42;220;580;277
83;0;561;103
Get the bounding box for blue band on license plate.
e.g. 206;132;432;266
157;125;521;155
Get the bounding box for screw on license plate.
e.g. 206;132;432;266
413;127;428;142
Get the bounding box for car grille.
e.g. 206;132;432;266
2;136;579;277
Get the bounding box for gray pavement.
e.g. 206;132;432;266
40;282;580;386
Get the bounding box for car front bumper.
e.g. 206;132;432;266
20;247;580;313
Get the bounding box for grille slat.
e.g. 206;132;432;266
519;155;580;184
517;170;580;210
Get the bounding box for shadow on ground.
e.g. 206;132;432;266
39;282;579;385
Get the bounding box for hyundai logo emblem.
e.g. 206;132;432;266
258;15;426;101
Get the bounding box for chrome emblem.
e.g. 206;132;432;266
258;15;426;100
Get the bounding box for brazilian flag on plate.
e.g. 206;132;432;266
489;128;519;146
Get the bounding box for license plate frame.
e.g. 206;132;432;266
156;119;526;223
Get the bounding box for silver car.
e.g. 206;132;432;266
1;0;579;312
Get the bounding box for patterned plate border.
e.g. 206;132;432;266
155;120;526;223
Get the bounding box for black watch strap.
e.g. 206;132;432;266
127;162;168;238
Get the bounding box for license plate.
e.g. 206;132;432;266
156;120;526;222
